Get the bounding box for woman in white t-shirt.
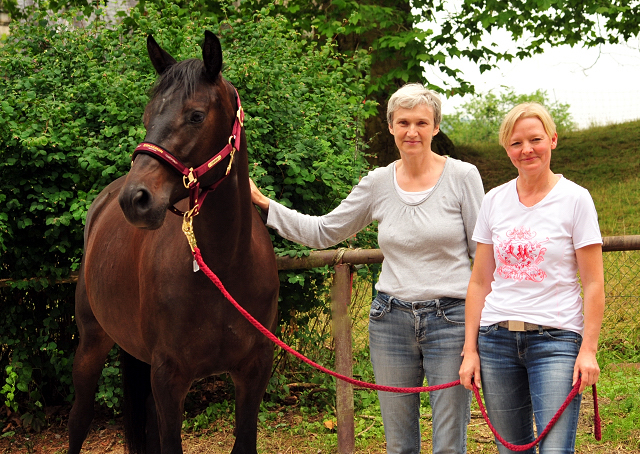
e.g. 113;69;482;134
459;103;605;454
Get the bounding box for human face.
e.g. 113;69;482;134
506;117;557;177
388;104;439;157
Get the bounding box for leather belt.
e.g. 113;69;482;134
498;321;555;332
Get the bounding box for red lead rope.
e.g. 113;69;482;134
472;378;601;451
192;247;602;448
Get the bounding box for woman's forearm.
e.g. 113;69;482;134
249;178;270;213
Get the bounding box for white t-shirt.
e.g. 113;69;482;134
473;176;602;334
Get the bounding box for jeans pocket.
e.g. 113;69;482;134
440;300;465;325
369;294;390;320
543;329;583;345
478;324;497;336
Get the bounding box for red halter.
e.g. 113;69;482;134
131;86;245;217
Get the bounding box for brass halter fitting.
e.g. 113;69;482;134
183;168;197;189
226;149;236;175
181;209;198;252
237;106;244;127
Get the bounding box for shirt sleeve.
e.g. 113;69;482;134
265;173;375;249
572;188;603;249
460;165;485;260
472;191;494;245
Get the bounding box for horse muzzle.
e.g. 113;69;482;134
118;181;170;230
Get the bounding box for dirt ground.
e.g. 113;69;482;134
1;392;637;454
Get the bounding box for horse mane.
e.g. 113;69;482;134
150;58;213;102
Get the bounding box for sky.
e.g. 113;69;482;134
424;32;640;129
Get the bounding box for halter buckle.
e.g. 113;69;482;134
183;168;197;188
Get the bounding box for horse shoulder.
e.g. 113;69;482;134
84;176;127;245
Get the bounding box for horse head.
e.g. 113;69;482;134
119;31;241;229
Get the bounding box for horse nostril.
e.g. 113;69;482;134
118;183;166;230
132;189;151;211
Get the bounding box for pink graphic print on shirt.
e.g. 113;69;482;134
495;226;548;282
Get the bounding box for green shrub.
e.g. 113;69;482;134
0;0;375;425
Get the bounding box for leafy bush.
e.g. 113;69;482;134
0;0;375;425
441;88;575;145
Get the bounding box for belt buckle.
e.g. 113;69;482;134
508;320;526;332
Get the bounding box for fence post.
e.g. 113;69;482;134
332;263;355;454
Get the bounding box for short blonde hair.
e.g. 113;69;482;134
387;83;442;126
499;102;557;149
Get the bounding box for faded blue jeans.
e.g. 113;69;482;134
369;292;470;454
478;324;583;454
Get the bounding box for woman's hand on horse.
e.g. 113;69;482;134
249;178;270;212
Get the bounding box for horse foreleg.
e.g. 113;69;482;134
68;302;115;454
229;345;274;454
145;392;161;453
149;358;192;454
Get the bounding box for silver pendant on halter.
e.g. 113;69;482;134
193;259;200;272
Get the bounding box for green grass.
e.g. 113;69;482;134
591;178;640;237
576;350;640;452
601;250;640;348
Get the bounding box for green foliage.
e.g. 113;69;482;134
441;88;575;145
454;0;639;51
95;348;121;410
232;0;640;100
183;400;234;432
0;0;373;425
4;0;640;100
193;0;440;97
0;286;76;431
0;6;152;282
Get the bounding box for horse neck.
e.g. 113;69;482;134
194;137;253;260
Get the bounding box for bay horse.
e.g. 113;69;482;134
68;31;279;454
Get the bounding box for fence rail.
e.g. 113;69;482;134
3;235;637;288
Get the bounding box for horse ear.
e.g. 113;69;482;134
147;35;177;75
202;30;223;82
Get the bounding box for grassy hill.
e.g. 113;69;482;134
456;119;640;236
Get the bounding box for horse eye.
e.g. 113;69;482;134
190;111;206;124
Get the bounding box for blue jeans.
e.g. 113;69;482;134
478;324;583;454
369;292;470;454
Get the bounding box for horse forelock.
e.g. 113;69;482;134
150;58;215;103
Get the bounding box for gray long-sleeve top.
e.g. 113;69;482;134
267;158;485;301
